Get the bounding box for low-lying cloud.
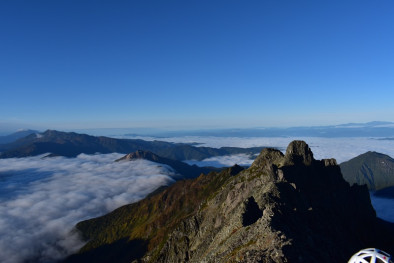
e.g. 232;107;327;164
185;153;255;168
128;136;394;163
0;153;176;263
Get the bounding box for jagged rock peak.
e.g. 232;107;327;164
284;140;314;166
251;141;314;169
323;158;337;166
126;149;152;158
251;148;284;168
116;150;159;162
228;164;244;176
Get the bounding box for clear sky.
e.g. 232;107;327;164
1;0;394;132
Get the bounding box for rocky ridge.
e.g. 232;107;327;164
66;141;394;263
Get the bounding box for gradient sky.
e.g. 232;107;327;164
1;0;394;131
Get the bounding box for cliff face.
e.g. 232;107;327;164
66;141;394;263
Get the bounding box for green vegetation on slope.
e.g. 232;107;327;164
340;151;394;190
64;165;244;263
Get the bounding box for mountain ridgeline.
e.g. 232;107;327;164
116;150;221;179
340;151;394;191
65;141;394;263
0;130;263;160
0;129;38;144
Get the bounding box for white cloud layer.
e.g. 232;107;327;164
128;136;394;163
185;153;254;168
0;154;175;263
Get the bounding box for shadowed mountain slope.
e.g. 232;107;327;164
374;186;394;198
0;129;39;144
0;130;263;161
340;151;394;190
65;165;244;263
116;150;221;179
65;141;394;263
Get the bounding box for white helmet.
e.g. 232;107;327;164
348;248;392;263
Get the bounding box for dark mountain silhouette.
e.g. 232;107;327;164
0;129;39;145
64;141;394;263
373;186;394;199
0;130;263;161
115;150;221;179
340;151;394;190
124;121;394;138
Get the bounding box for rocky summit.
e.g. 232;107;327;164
65;141;394;263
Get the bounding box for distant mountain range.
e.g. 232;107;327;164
3;129;394;193
122;121;394;138
340;151;394;191
1;121;394;141
0;129;38;144
116;150;220;179
0;130;263;160
64;141;394;263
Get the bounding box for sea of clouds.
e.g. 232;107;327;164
0;153;176;263
1;136;394;263
127;135;394;164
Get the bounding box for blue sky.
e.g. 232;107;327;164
1;0;394;132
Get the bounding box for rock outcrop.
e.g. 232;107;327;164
65;141;394;263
